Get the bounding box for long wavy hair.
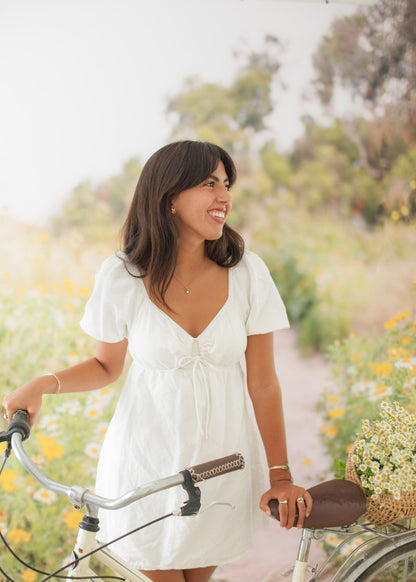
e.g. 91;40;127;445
121;140;245;307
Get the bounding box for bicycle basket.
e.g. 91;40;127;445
346;440;416;528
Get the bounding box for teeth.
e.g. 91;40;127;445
209;210;225;218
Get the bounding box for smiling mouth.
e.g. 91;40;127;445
208;210;226;219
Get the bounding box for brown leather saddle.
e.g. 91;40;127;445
269;479;367;529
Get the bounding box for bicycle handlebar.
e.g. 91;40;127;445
8;410;245;512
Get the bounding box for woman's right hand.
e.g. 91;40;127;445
2;376;51;427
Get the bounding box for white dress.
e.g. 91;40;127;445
80;250;289;570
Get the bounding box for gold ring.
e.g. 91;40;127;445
279;499;288;504
297;497;305;503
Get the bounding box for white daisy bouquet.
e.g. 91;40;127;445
350;401;416;501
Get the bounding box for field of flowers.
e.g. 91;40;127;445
0;215;121;578
318;296;416;477
0;208;415;577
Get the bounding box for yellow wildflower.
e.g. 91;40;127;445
302;458;312;466
327;395;339;404
329;408;346;419
326;533;342;547
391;210;400;221
1;468;18;492
64;279;74;295
37;434;64;460
21;569;37;582
8;528;31;544
373;383;389;398
37;283;47;294
388;347;399;359
327;425;338;437
2;272;10;280
401;205;409;216
63;510;82;530
384;319;396;330
85;406;99;418
381;361;393;376
402;336;411;346
352;353;362;361
369;361;393;378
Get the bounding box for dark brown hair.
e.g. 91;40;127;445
121;140;244;306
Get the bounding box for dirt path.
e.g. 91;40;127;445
214;328;333;582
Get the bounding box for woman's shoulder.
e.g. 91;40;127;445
96;252;139;279
235;250;272;279
93;252;142;298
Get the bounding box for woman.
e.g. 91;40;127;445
3;141;312;582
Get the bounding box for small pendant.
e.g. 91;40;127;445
184;288;190;294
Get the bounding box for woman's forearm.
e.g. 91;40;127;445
3;339;127;424
250;381;289;468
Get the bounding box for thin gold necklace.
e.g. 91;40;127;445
173;274;192;294
174;267;206;295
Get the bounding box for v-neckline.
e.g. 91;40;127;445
140;269;232;340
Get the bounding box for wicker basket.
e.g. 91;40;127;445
345;441;416;528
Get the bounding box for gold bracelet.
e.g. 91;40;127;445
46;373;61;394
269;464;290;472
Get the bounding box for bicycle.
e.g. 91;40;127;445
269;479;416;581
3;412;416;582
0;410;245;582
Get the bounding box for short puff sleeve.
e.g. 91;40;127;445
244;251;289;335
80;254;140;343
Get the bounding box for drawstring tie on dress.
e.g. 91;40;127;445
173;355;216;439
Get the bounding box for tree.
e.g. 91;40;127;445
52;158;142;241
167;35;283;151
312;0;416;181
166;36;288;239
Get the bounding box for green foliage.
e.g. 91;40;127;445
167;36;282;147
53;158;142;241
313;0;416;111
267;248;317;324
311;0;416;213
298;295;351;356
0;273;123;578
317;300;416;477
351;171;384;225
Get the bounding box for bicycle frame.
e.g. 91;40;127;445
5;413;245;582
289;521;416;582
66;525;152;581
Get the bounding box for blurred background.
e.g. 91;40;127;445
0;0;415;578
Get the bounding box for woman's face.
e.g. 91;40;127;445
172;161;232;243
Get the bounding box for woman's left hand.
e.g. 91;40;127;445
260;480;313;529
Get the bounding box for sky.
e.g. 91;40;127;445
0;0;361;224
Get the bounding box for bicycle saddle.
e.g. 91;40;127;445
269;478;367;529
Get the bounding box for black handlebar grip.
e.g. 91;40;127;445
7;410;31;441
186;453;245;483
